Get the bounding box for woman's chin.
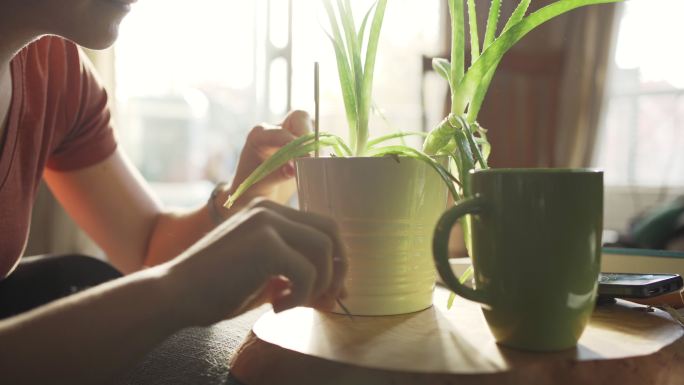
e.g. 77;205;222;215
51;1;130;50
67;33;117;50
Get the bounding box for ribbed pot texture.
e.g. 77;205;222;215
295;157;448;316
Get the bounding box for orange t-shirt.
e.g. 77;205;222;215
0;36;117;279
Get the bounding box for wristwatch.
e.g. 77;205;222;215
208;182;230;225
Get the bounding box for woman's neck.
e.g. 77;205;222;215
0;4;42;139
0;20;38;137
0;12;39;73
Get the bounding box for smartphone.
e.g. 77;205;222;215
598;273;683;298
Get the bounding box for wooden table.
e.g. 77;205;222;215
230;287;684;385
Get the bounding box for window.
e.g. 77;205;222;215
290;0;444;149
114;0;444;204
115;0;262;205
596;0;684;187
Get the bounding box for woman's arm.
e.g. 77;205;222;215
0;266;182;384
0;200;347;384
44;148;220;272
44;111;311;272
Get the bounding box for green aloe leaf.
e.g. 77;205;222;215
225;133;347;208
432;58;452;87
456;0;624;119
332;137;354;156
323;2;359;149
453;131;475;178
338;0;364;98
467;0;530;123
357;0;387;155
447;265;474;309
472;122;491;162
325;0;386;156
483;0;502;50
465;64;497;123
366;131;428;149
455;115;486;169
423;113;463;155
449;0;465;106
366;145;460;201
357;1;377;53
502;0;531;32
467;0;480;62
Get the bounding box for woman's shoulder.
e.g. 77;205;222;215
11;35;115;171
16;36;100;121
18;36;82;75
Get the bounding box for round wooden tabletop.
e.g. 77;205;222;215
230;287;684;385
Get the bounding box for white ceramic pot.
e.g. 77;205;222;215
295;157;448;315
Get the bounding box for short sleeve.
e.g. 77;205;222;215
46;43;117;171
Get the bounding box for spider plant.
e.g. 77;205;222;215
425;0;625;307
225;0;456;209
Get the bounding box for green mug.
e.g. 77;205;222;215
433;169;603;351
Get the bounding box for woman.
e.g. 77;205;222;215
0;0;347;383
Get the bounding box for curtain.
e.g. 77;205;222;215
553;5;619;167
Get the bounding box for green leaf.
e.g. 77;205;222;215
447;265;475;309
449;0;465;105
447;293;456;309
502;0;531;32
357;0;387;155
225;133;347;208
467;0;480;63
450;152;464;196
423;113;462;155
440;138;457;154
483;0;501;50
357;1;377;53
454;130;475;175
333;137;354;157
324;1;352;74
323;0;387;156
366;131;428;148
450;127;476;198
465;64;497;123
473;122;491;162
432;58;452;87
338;0;364;100
467;0;526;123
455;0;624;120
366;145;460;201
323;2;359;148
460;265;474;283
455;115;487;169
331;144;346;157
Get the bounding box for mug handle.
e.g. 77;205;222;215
433;195;491;306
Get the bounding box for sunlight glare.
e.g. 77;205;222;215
116;0;256;98
615;0;684;88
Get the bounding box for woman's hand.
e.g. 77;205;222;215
166;198;347;326
225;110;312;209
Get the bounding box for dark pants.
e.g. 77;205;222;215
0;254;122;319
